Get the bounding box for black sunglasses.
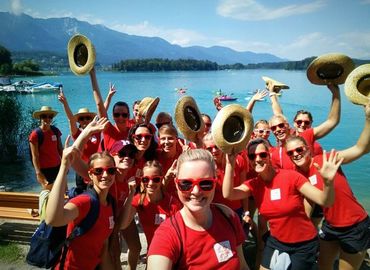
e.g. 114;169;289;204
113;112;129;118
40;114;54;119
78;116;92;121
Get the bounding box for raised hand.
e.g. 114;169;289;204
57;88;67;104
108;82;116;98
178;138;190;152
252;89;268;101
314;149;343;186
127;176;137;195
164;159;177;184
84;116;108;134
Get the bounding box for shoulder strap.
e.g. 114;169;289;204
35;127;44;146
50;125;59;136
214;203;236;234
170;213;183;270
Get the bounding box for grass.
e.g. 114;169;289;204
0;241;24;263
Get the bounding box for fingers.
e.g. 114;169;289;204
171;159;177;170
64;134;72;148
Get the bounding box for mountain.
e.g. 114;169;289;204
0;12;284;65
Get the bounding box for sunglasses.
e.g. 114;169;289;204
40;114;54;119
295;120;311;126
89;167;117;176
248;151;269;160
133;133;152;141
205;145;219;152
254;129;270;134
118;150;136;159
141;175;162;184
155;122;170;129
204;123;212;127
175;178;216;192
113;112;129;118
78;116;92;122
270;123;286;132
286;146;307;157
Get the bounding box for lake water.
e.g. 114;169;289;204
1;69;369;212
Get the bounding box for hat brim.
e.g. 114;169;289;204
211;104;254;154
344;64;370;105
138;97;160;123
175;96;205;142
33;110;58;119
74;112;96;120
262;76;289;90
307;53;355;85
68;34;96;76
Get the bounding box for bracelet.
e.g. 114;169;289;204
269;92;277;97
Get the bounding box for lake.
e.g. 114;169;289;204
1;69;369;212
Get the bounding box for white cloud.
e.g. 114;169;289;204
217;0;326;21
10;0;22;15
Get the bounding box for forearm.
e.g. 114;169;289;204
246;98;256;112
270;93;283;115
120;195;135;230
223;161;236;199
321;183;335;207
90;70;107;118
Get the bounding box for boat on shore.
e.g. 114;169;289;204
26;82;62;93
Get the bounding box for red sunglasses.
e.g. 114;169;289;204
295;120;311;126
89;167;117;176
254;129;270;134
270;123;286;132
175;178;216;192
286;146;307;157
133;133;152;141
248;151;269;160
141;175;162;184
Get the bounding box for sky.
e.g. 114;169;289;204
1;0;370;60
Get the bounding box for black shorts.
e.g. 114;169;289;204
319;217;370;254
261;235;318;270
40;165;60;185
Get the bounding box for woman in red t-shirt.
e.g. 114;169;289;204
147;149;248;270
121;160;182;246
285;102;370;270
223;138;340;270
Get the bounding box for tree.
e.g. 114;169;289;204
0;45;12;75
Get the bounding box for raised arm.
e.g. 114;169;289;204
90;67;108;118
337;102;370;164
246;89;268;113
223;153;251;200
58;89;78;136
267;81;284;116
313;84;341;139
120;178;137;230
104;83;116;112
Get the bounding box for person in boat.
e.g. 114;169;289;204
58;89;100;193
285;102;370;270
147;149;249;269
29;106;63;190
223;138;340;270
121;160;182;248
45;117;115;270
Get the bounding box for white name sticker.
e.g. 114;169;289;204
109;216;115;229
154;213;166;225
309;175;318;186
270;188;281;201
51;135;57;141
214;240;233;262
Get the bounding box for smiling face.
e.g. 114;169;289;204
142;166;162;195
248;143;271;174
285;138;311;168
176;160;215;213
269;116;290;143
113;105;129;125
113;147;136;171
254;122;271;140
159;131;177;153
203;138;222;165
294;113;312;133
88;156;116;192
133;126;152;152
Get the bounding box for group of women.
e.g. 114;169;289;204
29;66;369;270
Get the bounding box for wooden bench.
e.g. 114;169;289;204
0;192;39;221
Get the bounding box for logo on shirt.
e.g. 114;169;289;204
213;240;233;262
90;135;97;143
154;213;166;225
51;135;57;141
270;188;281;201
109;216;115;229
309;175;318;185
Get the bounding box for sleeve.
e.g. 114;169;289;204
293;171;310;190
301;128;315;146
147;218;182;263
68;194;91;223
29;130;38;144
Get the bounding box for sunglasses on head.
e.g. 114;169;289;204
133;133;152;141
175;178;216;192
205;145;219;152
155;122;170;129
78;116;92;122
248;151;269;160
141;175;162;184
295;120;311;126
286;146;307;157
40;114;54;119
113;112;129;118
254;129;270;134
270;123;286;132
89;166;117;176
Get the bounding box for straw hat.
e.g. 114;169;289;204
74;108;96;120
174;96;205;142
344;64;370;105
138;97;160;123
32;106;58;119
67;34;96;75
306;53;355;85
211;104;254;154
262;76;289;92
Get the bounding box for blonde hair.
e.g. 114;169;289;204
269;114;288;126
176;149;216;177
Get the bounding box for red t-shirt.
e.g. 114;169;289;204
29;127;61;168
132;193;182;245
213;155;246;210
148;205;245;269
109;179;129;214
56;194;114;270
102;122;133;152
245;169;317;243
302;154;367;227
72;129;101;162
271;128;315;170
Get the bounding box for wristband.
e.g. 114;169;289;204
269;92;277;97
